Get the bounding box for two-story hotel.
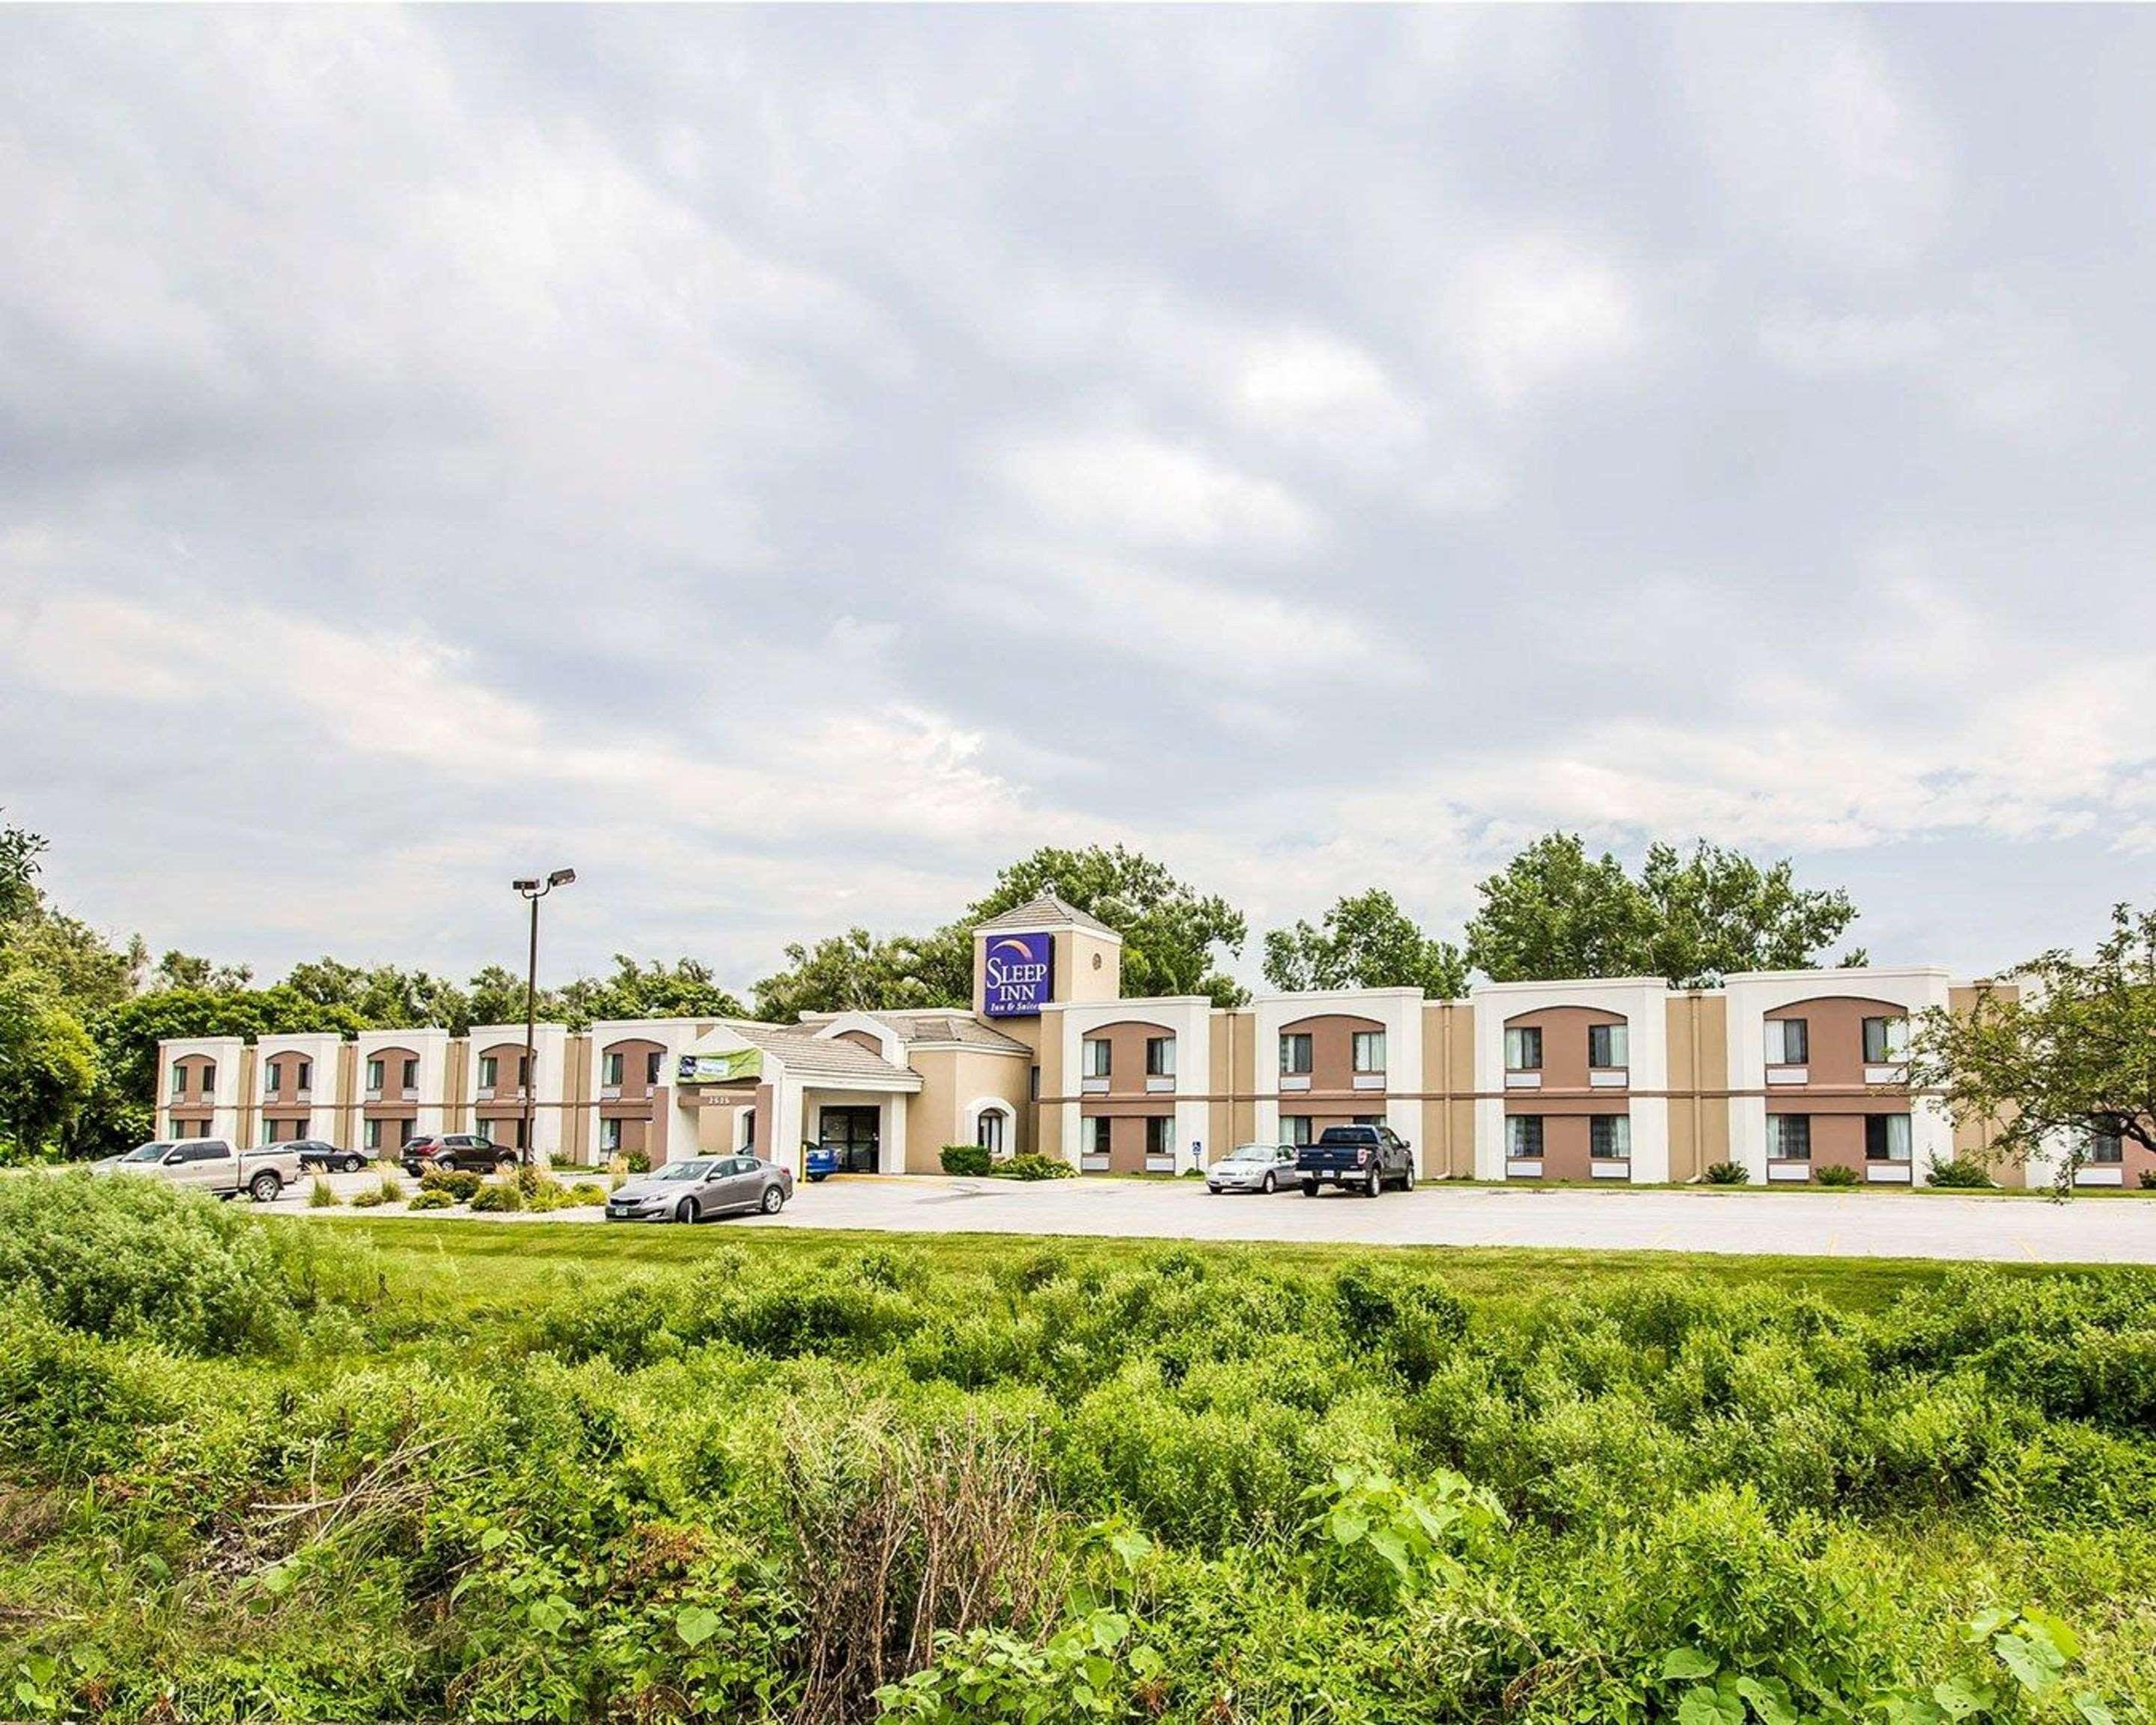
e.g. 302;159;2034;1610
155;892;2137;1189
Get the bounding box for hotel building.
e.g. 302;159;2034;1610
155;892;2134;1190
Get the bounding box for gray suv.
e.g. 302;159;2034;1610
605;1154;794;1223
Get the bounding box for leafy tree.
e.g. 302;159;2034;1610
1263;889;1467;996
282;958;469;1029
752;845;1252;1016
557;955;745;1028
752;929;951;1023
463;964;555;1032
1465;833;1860;988
150;950;254;992
1904;904;2156;1195
959;845;1249;1006
7;910;144;1011
1638;841;1862;987
0;965;97;1158
0;812;46;925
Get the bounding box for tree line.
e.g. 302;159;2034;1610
2;815;1885;1164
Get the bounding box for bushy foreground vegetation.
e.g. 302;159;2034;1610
2;1178;2153;1722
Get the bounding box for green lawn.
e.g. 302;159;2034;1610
314;1211;2115;1323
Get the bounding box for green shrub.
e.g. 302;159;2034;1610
419;1166;481;1202
1704;1160;1751;1185
995;1154;1074;1181
940;1143;993;1176
307;1177;341;1208
406;1187;455;1211
0;1172;374;1356
1813;1163;1860;1187
566;1181;608;1205
2140;1170;2156;1190
624;1147;652;1173
468;1181;524;1213
1926;1157;1995;1189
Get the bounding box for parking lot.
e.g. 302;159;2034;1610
280;1167;2156;1263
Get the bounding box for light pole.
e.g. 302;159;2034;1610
511;868;575;1166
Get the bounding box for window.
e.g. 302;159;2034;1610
1029;1065;1041;1102
1082;1038;1112;1079
364;1119;382;1151
366;1057;384;1091
603;1051;624;1086
1087;1116;1112;1158
201;1061;215;1092
1279;1033;1313;1076
1351;1030;1386;1074
1764;1018;1809;1064
1145;1116;1172;1157
1353;1115;1382;1128
479;1055;498;1088
1145;1035;1175;1077
1862;1016;1909;1063
172;1065;186;1097
1866;1114;1912;1162
401;1057;418;1091
743;1108;756;1149
1504;1026;1543;1071
296;1059;311;1092
1769;1115;1811;1160
600;1117;622;1153
976;1109;1007;1154
2089;1131;2124;1164
645;1051;663;1086
1587;1023;1628;1069
517;1055;530;1088
1591;1116;1631;1160
1506;1116;1544;1157
1282;1115;1312;1146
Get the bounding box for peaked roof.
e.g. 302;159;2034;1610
973;890;1121;941
853;1011;1032;1053
691;1021;923;1089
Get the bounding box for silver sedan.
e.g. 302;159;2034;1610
604;1154;794;1223
1206;1143;1302;1194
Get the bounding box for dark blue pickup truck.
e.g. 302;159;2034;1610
1296;1124;1416;1197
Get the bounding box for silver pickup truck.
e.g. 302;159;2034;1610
97;1139;305;1203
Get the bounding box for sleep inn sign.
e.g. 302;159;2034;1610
982;932;1053;1017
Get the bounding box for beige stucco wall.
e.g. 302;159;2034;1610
1415;1000;1476;1178
907;1045;1031;1162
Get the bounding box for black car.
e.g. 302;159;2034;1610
288;1138;368;1174
1296;1124;1416;1197
400;1132;515;1175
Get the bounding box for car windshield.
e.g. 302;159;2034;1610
653;1160;714;1181
1225;1145;1276;1162
124;1142;176;1162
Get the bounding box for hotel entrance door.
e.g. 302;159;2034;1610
817;1106;880;1173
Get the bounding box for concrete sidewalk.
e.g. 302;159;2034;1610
285;1166;2156;1263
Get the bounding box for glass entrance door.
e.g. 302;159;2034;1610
818;1106;880;1173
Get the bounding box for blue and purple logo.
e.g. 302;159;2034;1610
982;932;1053;1017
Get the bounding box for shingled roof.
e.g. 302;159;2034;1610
973;890;1121;940
859;1011;1032;1053
702;1022;923;1089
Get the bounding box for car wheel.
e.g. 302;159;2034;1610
249;1172;282;1203
344;1155;365;1174
1261;1171;1276;1194
759;1184;785;1215
1365;1169;1381;1198
496;1157;517;1175
1300;1180;1319;1197
674;1196;700;1225
1401;1164;1415;1193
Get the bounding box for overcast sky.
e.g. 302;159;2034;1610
3;7;2151;995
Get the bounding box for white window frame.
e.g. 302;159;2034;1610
1504;1026;1542;1071
1279;1033;1313;1077
1351;1030;1386;1074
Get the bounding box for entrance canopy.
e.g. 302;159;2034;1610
674;1020;922;1172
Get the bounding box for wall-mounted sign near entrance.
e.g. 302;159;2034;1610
982;932;1053;1017
678;1048;763;1083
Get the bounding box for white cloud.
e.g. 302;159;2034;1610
1447;235;1642;404
996;429;1318;555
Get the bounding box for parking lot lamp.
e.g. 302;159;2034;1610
511;868;575;1166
